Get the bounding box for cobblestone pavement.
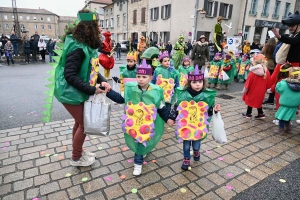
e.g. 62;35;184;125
1;91;300;200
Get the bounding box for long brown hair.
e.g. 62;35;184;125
262;38;276;59
72;9;101;49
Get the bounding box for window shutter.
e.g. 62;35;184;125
219;3;224;17
150;9;153;20
168;4;171;18
157;7;159;20
228;4;233;19
204;0;208;11
161;6;164;19
213;1;219;17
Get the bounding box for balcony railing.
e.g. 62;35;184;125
261;12;269;17
249;10;257;16
272;14;279;19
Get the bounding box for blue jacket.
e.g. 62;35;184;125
23;42;31;54
10;34;19;44
273;42;282;64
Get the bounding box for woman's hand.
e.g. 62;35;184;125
101;82;111;92
272;28;280;39
95;84;105;94
214;104;221;112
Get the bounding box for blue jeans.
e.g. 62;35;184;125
49;52;54;62
183;140;201;159
279;120;290;128
134;153;143;165
12;43;19;55
6;54;14;65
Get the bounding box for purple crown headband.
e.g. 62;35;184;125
214;52;222;57
158;51;169;61
188;65;204;81
136;59;152;75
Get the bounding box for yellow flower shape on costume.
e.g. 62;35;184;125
122;102;157;146
209;64;219;79
156;75;175;103
179;73;188;87
89;58;99;86
238;63;246;75
175;100;209;142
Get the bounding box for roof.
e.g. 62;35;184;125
104;3;114;9
87;0;113;5
0;7;58;16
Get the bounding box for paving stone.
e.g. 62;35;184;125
139;183;168;200
157;166;175;178
124;193;142;200
34;174;50;186
3;156;21;165
82;177;106;193
215;186;237;200
39;162;61;174
2;135;20;142
197;191;222;200
19;145;47;155
58;178;72;189
40;182;60;195
17;160;33;170
18;142;34;149
188;182;205;196
226;179;248;193
90;166;110;178
26;134;45;142
201;162;220;172
34;137;57;146
0;165;16;176
47;191;69;200
11;138;25;145
161;187;196;200
20;131;39;139
14;178;33;191
51;166;80;180
35;157;50;166
22;125;32;129
72;172;91;185
196;178;216;191
206;173;227;185
2;191;24;200
108;162;125;172
0;184;11;196
120;178;141;193
22;152;40;161
85;191;106;200
104;184;125;199
161;178;178;191
237;174;259;187
137;171;161;186
26;187;39;199
67;185;83;199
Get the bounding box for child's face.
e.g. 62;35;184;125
161;57;170;68
190;80;203;92
183;61;190;66
127;59;136;67
136;74;152;88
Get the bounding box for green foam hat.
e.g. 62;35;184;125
77;11;99;21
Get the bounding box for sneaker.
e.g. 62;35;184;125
194;151;200;161
181;158;190;170
255;114;265;119
82;150;96;157
70;155;95;167
242;113;252;118
296;120;300;124
133;164;142;176
272;119;279;125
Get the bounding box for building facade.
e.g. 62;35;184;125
112;0;128;42
128;0;148;43
238;0;295;44
0;7;59;38
103;3;115;40
57;16;77;38
295;0;300;12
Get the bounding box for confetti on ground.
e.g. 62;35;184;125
180;188;187;193
105;177;112;181
206;150;210;154
82;148;86;150
167;127;171;129
58;156;64;160
4;142;9;145
32;198;40;200
226;185;233;190
188;166;192;170
40;151;46;155
120;175;126;180
65;173;72;177
68;130;72;133
143;161;148;165
245;168;251;172
85;137;89;141
62;146;67;149
152;160;157;163
113;147;117;150
279;179;286;183
34;114;38;116
127;159;133;163
45;154;51;157
9;116;13;118
217;145;221;148
92;137;96;139
218;157;223;161
190;151;194;155
98;147;103;150
227;173;233;177
122;147;129;151
81;177;88;182
2;147;7;150
131;188;138;194
52;154;58;157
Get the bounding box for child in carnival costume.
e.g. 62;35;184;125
178;56;194;87
216;54;235;90
151;51;180;112
168;65;221;170
99;31;115;79
172;35;188;69
141;47;160;74
235;54;251;82
106;59;173;175
112;51;137;94
208;52;222;88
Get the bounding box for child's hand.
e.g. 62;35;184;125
167;119;175;126
214;104;221;112
101;82;111;92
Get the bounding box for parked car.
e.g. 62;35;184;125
119;40;129;51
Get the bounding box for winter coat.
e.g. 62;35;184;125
4;43;14;55
278;32;300;63
1;36;8;46
243;45;250;54
47;41;56;53
23;41;31;54
32;34;40;49
10;34;19;44
38;40;46;51
191;41;209;67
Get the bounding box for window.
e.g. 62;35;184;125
41;25;44;30
253;27;263;42
249;0;258;16
47;17;50;22
48;25;51;30
34;24;38;29
99;7;104;15
19;16;23;20
219;3;232;19
111;8;113;14
5;24;9;29
273;1;281;19
150;32;158;42
105;19;108;28
100;20;104;28
141;8;146;23
161;4;171;19
106;10;108;16
40;17;43;21
33;17;37;21
123;14;126;25
4;15;8;20
150;7;159;21
133;10;137;24
20;24;25;29
117;15;120;26
283;3;290;19
12;16;15;20
244;26;250;40
27;16;30;20
204;0;218;17
261;0;270;17
110;18;114;27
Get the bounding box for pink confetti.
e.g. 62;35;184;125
85;137;89;141
127;159;133;163
34;114;38;116
143;161;148;164
2;147;7;150
226;185;233;190
4;142;9;145
32;198;40;200
218;157;223;161
105;177;111;181
206;150;211;154
227;173;233;177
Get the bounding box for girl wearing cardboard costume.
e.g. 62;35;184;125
178;56;194;87
235;54;251;82
173;35;188;69
208;52;222;88
106;59;172;175
216;54;235;90
168;65;220;170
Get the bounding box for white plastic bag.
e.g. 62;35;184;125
212;110;227;143
222;70;230;81
203;65;209;78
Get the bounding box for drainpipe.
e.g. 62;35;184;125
126;0;128;40
241;0;248;40
191;0;198;42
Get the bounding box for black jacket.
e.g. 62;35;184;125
23;42;31;54
106;88;169;123
279;32;300;63
1;36;8;46
64;48;107;95
10;34;19;44
166;44;172;52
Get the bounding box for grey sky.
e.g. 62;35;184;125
2;0;85;16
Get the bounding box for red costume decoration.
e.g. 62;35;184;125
99;31;115;70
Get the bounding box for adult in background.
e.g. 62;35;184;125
208;40;215;61
1;34;8;58
116;41;121;60
214;16;224;54
191;35;209;70
261;38;276;104
186;40;193;56
250;40;260;50
47;39;56;63
54;9;111;167
38;38;46;62
23;39;31;64
31;31;40;61
10;31;20;56
4;41;14;66
166;40;172;57
173;35;187;69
